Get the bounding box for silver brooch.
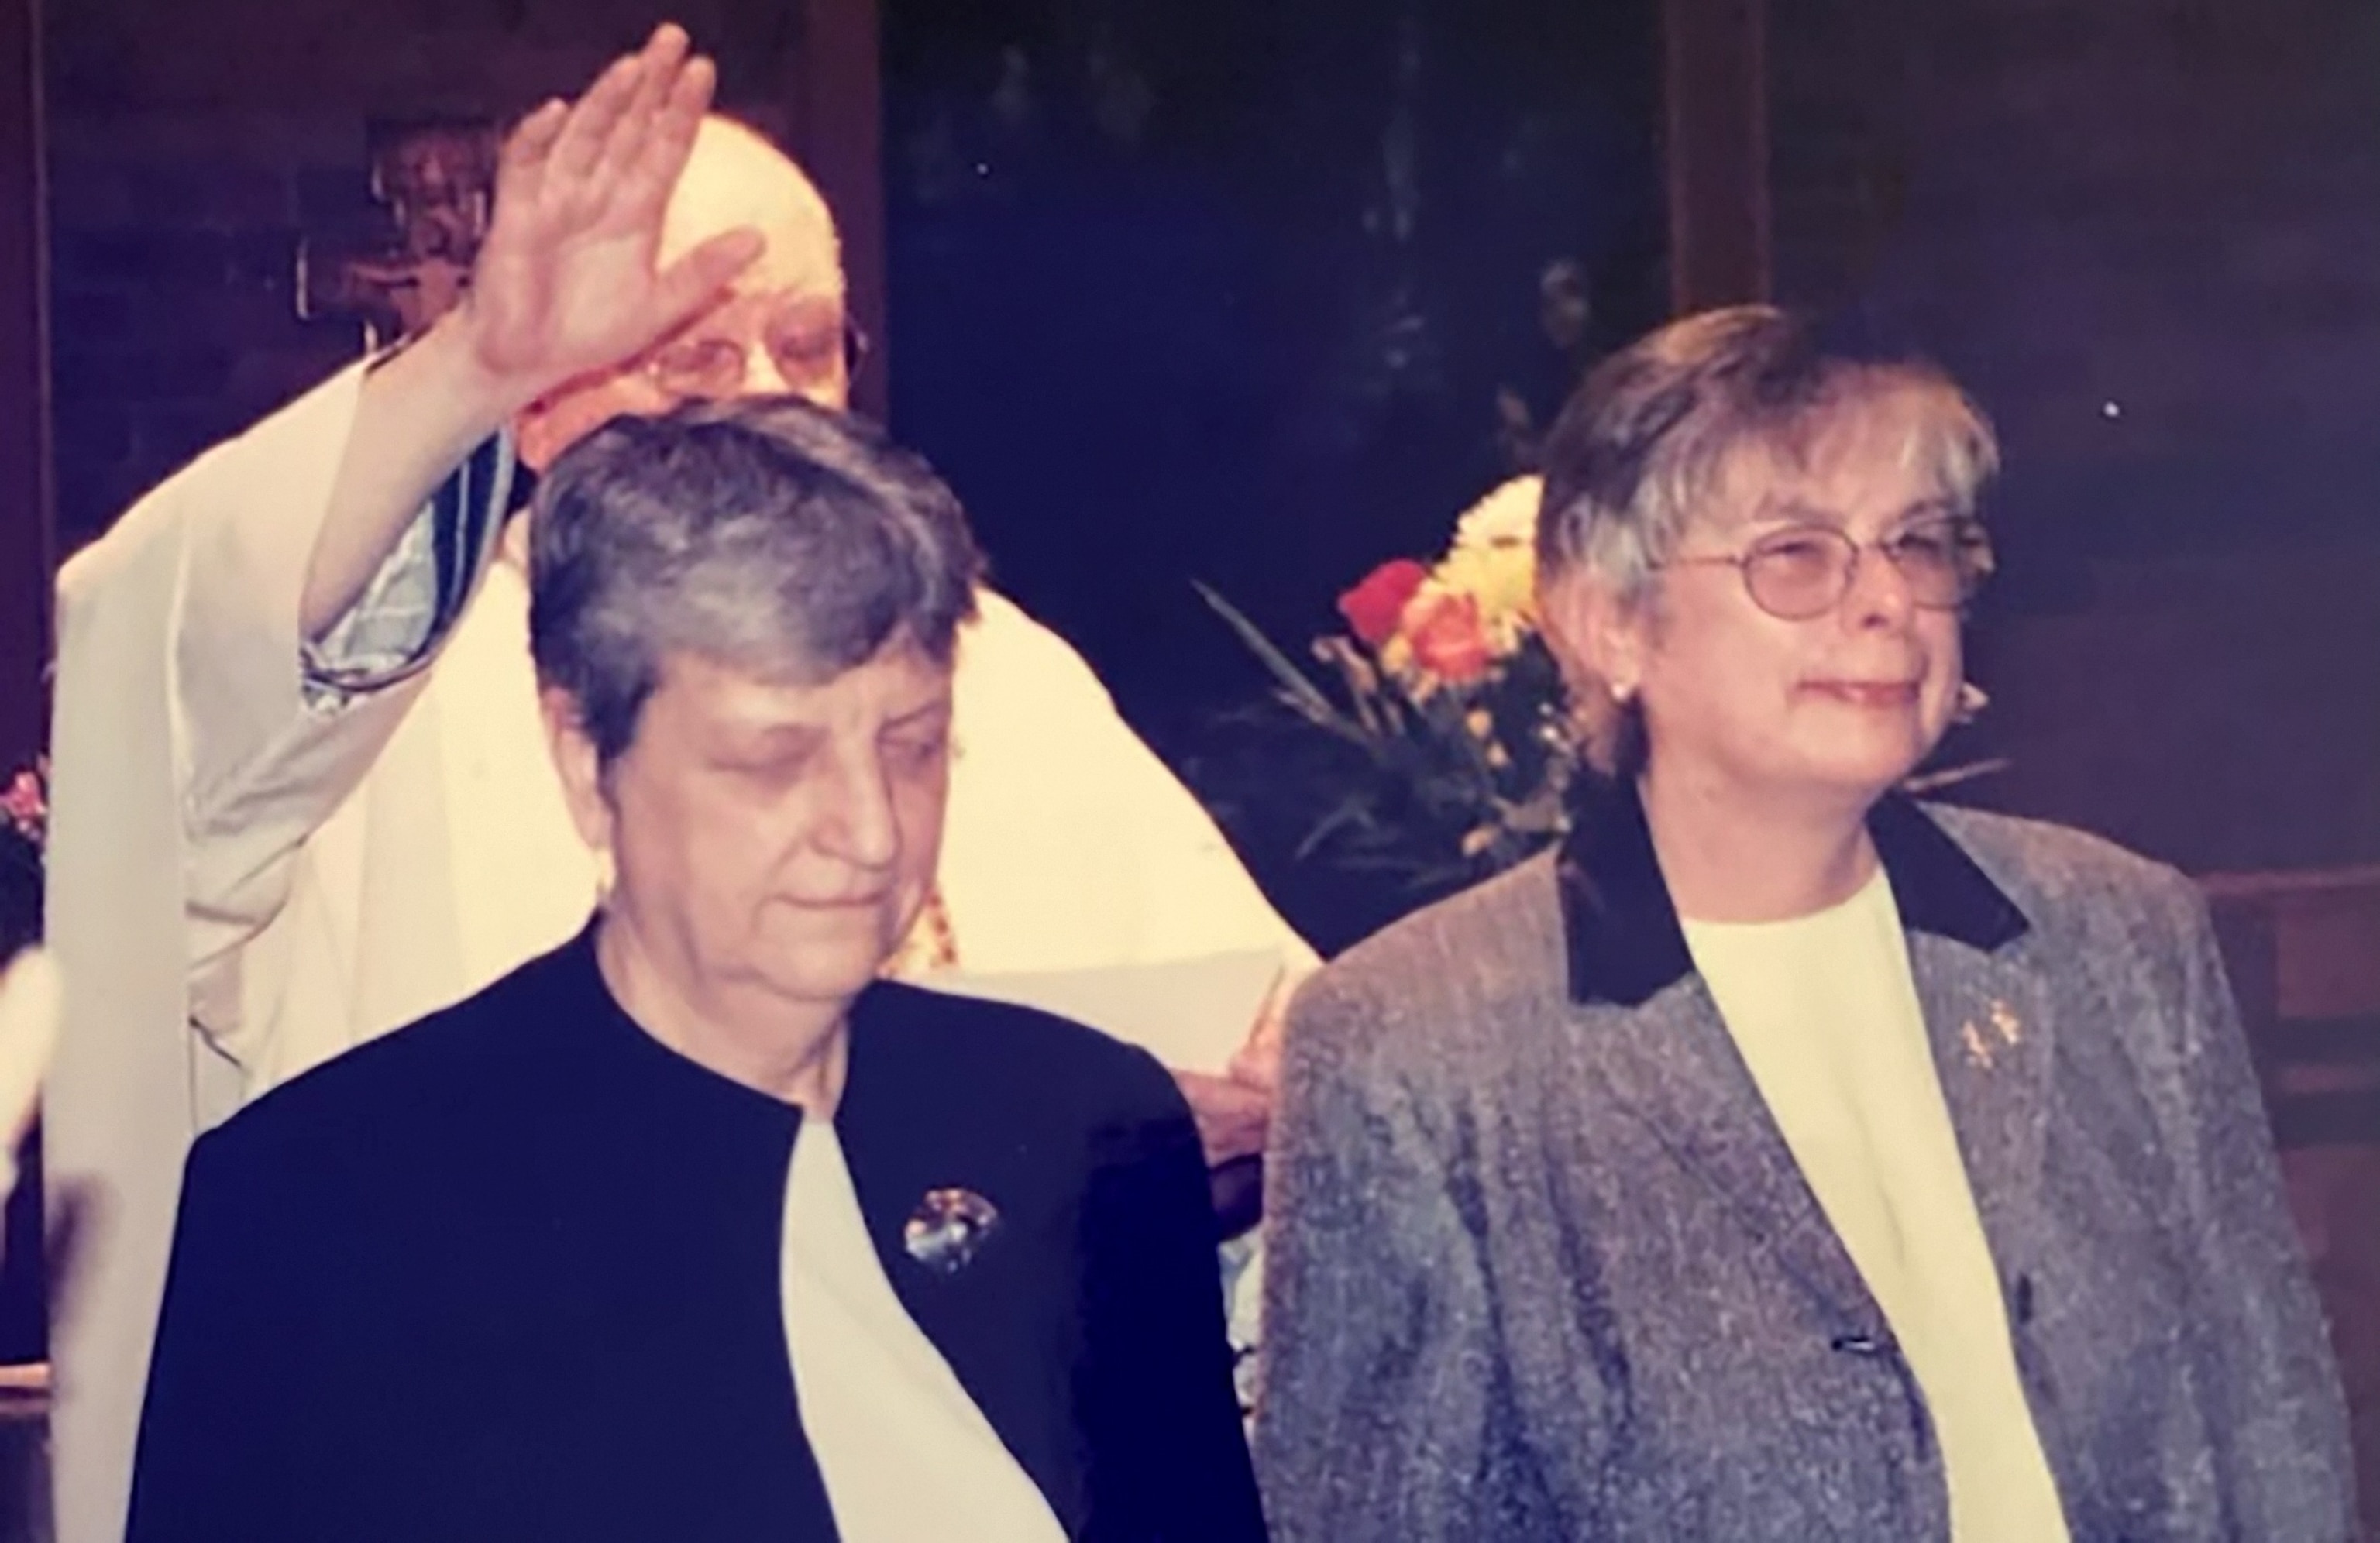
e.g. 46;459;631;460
904;1187;1001;1274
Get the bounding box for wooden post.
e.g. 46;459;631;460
1663;0;1770;314
786;0;887;421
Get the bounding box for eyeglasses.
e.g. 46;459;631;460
1659;515;1995;620
641;318;872;402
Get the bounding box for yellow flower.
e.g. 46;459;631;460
1434;476;1546;655
1430;542;1537;651
1451;476;1543;554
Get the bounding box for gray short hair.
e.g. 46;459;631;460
528;397;984;763
1536;306;1999;603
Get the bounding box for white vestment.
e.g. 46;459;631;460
43;362;1308;1543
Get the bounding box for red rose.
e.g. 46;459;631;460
1405;591;1493;683
1336;559;1430;648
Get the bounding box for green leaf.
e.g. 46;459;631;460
1295;794;1382;862
1194;580;1360;734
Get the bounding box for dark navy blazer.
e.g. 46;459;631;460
129;929;1264;1543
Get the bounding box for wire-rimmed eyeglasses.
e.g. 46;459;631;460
1657;515;1996;621
641;318;872;402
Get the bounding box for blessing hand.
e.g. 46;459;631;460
456;23;762;411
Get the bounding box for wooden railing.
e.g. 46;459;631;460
2204;864;2380;1149
2205;864;2380;1541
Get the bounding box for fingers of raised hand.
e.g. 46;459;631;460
550;29;668;180
650;225;763;328
617;52;717;213
495;98;567;204
604;25;694;167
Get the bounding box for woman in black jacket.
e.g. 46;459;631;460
129;397;1263;1543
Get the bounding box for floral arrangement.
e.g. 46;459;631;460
1199;477;1578;895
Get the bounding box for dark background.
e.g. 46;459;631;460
882;0;1666;751
1766;0;2380;887
879;0;1669;943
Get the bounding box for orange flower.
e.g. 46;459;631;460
1404;590;1493;684
1336;559;1430;648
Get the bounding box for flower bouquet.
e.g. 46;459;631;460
1198;478;1578;897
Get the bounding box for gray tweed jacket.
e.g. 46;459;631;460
1254;786;2355;1541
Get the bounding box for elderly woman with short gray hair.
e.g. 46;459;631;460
1255;307;2354;1541
128;397;1267;1543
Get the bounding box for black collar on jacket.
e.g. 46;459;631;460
1556;775;2031;1007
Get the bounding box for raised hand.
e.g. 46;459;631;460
457;23;762;408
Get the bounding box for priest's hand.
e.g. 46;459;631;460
1174;958;1308;1167
456;22;762;411
1175;1068;1274;1169
1178;950;1320;1167
306;23;763;637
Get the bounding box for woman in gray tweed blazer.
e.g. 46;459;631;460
1254;308;2355;1541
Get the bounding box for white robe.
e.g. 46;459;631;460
43;362;1309;1543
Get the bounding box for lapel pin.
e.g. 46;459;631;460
1987;998;2024;1046
905;1187;1001;1274
1961;1020;1997;1070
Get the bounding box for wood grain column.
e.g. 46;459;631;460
786;0;887;421
1663;0;1770;314
0;0;46;776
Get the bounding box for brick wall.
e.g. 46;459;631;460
44;0;803;548
1770;0;2380;875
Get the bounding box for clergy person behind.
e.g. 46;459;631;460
1254;308;2356;1540
126;399;1267;1543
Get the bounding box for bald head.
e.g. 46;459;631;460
513;115;854;472
662;116;843;301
